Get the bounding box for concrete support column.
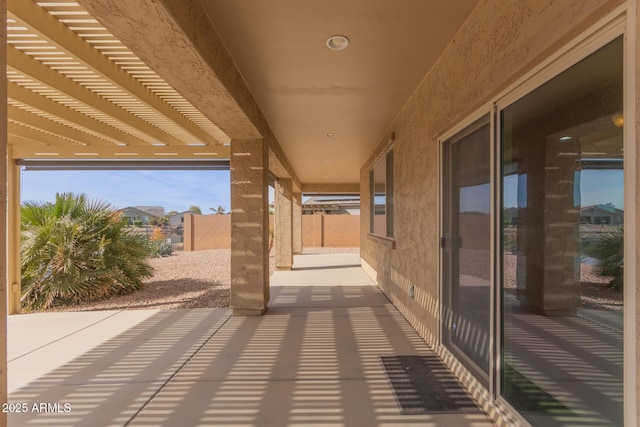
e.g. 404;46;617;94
292;191;302;255
519;131;581;316
0;0;8;421
230;139;270;315
275;178;293;270
540;136;581;315
7;146;20;314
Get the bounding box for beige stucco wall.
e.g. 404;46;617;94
359;0;627;362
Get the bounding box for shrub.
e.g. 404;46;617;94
21;193;154;311
149;241;173;258
592;227;624;291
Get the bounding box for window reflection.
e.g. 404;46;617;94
501;37;623;426
370;149;394;237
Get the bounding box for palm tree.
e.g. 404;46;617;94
21;193;153;311
209;205;226;215
188;205;202;215
592;227;624;291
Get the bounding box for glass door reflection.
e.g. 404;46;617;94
442;117;491;386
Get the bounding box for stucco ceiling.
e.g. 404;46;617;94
7;0;481;182
199;0;481;184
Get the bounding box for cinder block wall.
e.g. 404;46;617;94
302;215;323;247
322;215;360;247
186;214;360;250
183;214;231;250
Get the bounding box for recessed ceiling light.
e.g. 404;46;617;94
325;132;336;138
326;35;349;51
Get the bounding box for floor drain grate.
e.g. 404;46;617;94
380;355;480;414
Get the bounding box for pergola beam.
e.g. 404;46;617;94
7;0;219;146
8;121;79;146
301;183;361;194
8;104;114;147
7;134;47;147
9;81;148;146
9;141;230;160
8;44;183;147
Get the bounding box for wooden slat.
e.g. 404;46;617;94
8;44;183;146
9;81;148;146
8;0;220;145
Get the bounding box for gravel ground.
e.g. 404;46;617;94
48;247;359;312
46;247;619;312
503;253;622;311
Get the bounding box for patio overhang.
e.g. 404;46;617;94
6;0;235;161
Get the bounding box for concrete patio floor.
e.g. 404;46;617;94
8;253;494;427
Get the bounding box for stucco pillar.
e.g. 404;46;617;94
7;146;20;315
519;134;581;316
635;5;640;423
230;139;270;315
0;0;8;422
275;178;293;270
292;191;302;254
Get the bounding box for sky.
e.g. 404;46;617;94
460;169;624;213
21;169;232;214
22;168;624;216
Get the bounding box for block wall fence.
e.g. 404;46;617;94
183;214;359;251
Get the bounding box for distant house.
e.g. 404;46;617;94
133;206;165;218
169;211;193;226
581;204;623;225
118;206;160;225
302;196;360;215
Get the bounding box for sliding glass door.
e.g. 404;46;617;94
499;37;624;427
442;117;491;386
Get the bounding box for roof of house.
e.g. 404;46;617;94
118;206;160;218
581;204;623;215
133;206;165;217
303;195;360;206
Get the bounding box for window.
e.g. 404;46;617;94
369;148;394;237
